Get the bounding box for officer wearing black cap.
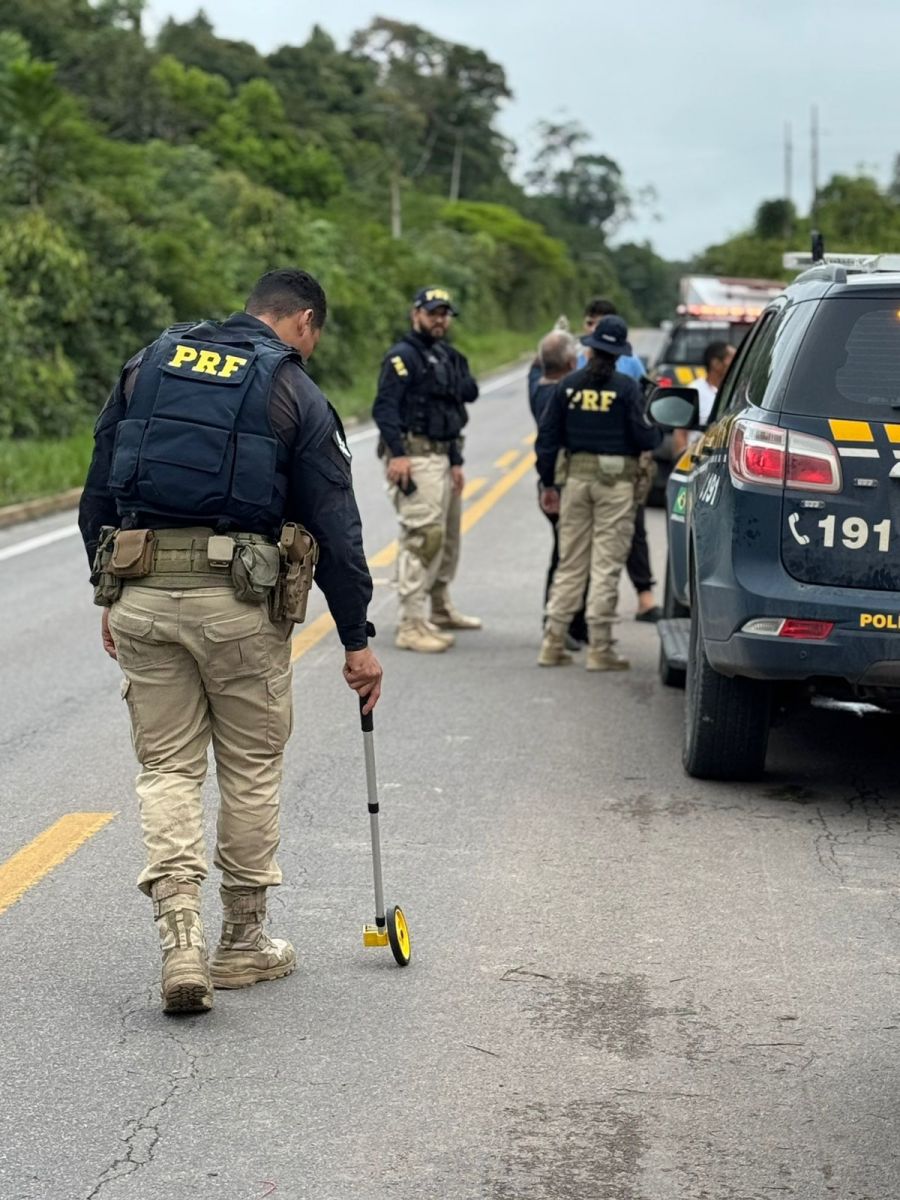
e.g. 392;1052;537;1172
373;286;481;653
536;315;661;671
78;267;382;1014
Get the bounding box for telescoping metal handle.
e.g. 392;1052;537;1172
359;695;384;926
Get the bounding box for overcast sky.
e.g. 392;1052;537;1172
144;0;900;260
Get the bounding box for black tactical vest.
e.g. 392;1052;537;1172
563;370;636;456
108;321;295;532
401;335;467;442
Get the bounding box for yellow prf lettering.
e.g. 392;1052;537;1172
219;354;248;379
599;391;616;412
192;349;222;375
168;344;198;368
579;389;600;411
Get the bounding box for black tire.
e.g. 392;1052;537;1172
663;555;690;619
386;905;411;967
683;575;772;780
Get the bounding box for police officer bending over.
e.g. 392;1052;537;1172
79;268;382;1014
373;286;481;654
536;315;661;671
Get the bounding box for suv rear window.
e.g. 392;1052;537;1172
782;296;900;417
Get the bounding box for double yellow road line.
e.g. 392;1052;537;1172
290;442;536;664
0;439;537;918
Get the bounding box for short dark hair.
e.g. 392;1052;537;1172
246;268;327;328
584;296;617;319
703;341;730;371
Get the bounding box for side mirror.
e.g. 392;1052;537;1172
648;386;700;430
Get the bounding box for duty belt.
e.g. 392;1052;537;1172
134;527;275;589
403;434;453;456
567;452;639;482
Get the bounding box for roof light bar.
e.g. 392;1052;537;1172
783;251;900;273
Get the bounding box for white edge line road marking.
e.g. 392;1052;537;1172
0;524;79;563
1;366;526;560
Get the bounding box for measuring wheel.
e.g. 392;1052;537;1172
358;698;413;969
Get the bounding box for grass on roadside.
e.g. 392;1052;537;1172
0;325;547;508
0;429;95;508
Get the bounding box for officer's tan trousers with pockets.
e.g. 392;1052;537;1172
108;585;293;895
388;452;452;620
545;473;637;646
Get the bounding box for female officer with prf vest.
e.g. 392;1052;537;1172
535;315;661;671
78;268;382;1015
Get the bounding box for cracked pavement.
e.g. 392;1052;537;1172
1;351;899;1199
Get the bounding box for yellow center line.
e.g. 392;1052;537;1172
494;449;520;471
462;476;487;501
461;451;535;535
522;431;537;446
368;540;399;569
0;813;117;917
291;449;535;663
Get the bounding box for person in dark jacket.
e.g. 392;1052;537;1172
373;286;481;653
528;328;586;646
79;267;382;1014
536;316;662;671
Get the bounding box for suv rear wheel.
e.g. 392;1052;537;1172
683;575;772;780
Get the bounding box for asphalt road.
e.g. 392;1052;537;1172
1;341;899;1200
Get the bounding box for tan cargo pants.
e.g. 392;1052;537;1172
108;585;293;895
545;462;637;646
388;453;459;620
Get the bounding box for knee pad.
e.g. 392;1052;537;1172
408;523;444;566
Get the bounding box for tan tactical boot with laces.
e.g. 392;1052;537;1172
395;618;451;653
209;887;297;989
430;590;482;630
151;878;213;1015
538;630;573;666
586;645;630;671
424;620;455;647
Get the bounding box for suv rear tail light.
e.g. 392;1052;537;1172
728;420;841;492
742;617;834;640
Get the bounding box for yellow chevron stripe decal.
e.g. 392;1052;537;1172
674;366;695;384
828;419;873;442
884;424;900;444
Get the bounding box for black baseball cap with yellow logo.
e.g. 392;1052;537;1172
413;286;459;315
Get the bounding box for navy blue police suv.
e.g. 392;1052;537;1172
652;252;900;780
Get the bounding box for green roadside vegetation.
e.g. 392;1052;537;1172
0;326;544;507
0;4;676;507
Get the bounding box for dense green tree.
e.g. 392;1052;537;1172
155;11;266;88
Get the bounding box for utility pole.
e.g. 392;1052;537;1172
389;170;402;239
784;120;793;237
389;167;402;240
810;104;820;218
449;133;463;203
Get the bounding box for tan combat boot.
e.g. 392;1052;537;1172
395;618;450;653
209;886;297;990
538;630;573;666
430;588;482;631
424;620;455;647
151;878;213;1015
586;644;630;671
